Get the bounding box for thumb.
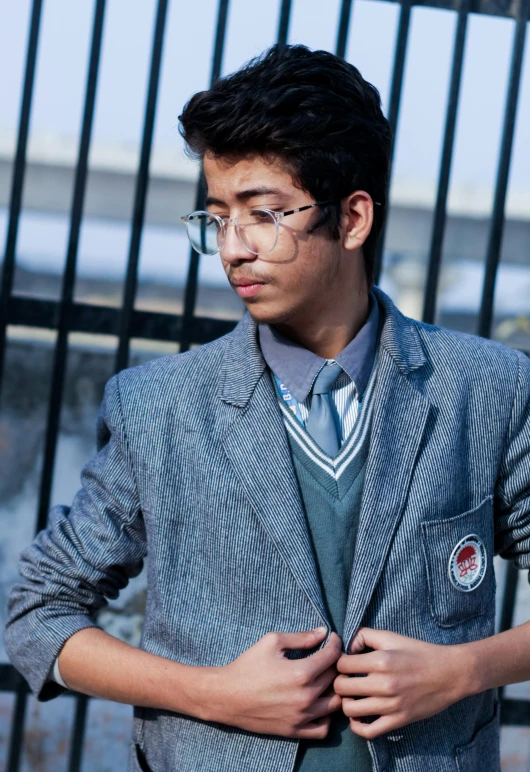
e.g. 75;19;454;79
273;627;328;652
349;627;398;654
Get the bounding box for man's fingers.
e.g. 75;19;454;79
273;627;329;652
342;696;395;718
295;715;331;740
336;649;388;675
349;713;400;740
333;673;388;697
306;691;343;720
298;632;342;677
348;627;400;655
311;664;340;696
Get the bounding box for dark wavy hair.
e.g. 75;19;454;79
178;44;392;286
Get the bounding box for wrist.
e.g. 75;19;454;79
172;664;224;723
450;641;484;701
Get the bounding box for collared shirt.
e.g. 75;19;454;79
258;293;380;445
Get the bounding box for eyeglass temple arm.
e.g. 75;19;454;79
280;198;382;219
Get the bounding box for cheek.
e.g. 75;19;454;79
299;242;336;285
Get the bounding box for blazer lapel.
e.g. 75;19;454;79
217;290;433;645
219;313;328;625
343;289;432;650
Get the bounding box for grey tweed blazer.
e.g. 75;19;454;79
5;287;530;772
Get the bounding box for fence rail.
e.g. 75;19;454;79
1;0;529;769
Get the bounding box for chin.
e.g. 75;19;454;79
243;300;294;327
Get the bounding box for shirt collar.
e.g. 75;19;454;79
258;291;380;403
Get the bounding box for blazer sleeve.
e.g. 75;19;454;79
3;373;147;702
494;350;530;571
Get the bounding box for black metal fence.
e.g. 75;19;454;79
0;0;529;769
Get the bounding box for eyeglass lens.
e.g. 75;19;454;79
185;209;278;256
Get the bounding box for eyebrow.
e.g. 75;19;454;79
205;187;286;207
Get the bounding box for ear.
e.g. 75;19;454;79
341;191;374;252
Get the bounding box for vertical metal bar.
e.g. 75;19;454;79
36;0;106;533
33;6;105;764
3;8;44;770
373;0;413;285
277;0;292;46
336;0;354;58
211;0;230;85
477;0;529;339
422;0;469;324
115;0;169;373
499;562;519;635
179;0;231;354
67;694;89;772
6;688;28;772
0;0;43;402
498;562;519;702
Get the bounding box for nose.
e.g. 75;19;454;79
220;221;255;265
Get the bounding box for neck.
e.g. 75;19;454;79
274;287;370;359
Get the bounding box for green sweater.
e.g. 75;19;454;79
281;410;374;771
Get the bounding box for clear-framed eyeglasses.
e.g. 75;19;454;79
181;199;341;258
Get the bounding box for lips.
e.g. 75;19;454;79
232;281;266;299
230;277;268;299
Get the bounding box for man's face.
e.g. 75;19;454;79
202;152;362;327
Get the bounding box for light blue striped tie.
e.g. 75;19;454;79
305;362;343;456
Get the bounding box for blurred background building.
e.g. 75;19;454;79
0;0;529;769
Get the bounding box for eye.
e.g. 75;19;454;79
251;209;275;219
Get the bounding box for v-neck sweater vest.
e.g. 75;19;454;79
274;362;379;772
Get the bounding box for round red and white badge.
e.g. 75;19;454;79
448;534;487;592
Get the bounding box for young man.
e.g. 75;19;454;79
4;45;530;772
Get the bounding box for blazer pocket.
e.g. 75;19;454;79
421;496;495;628
454;699;500;772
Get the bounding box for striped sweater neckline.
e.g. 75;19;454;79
276;348;379;481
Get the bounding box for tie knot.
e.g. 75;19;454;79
311;362;343;395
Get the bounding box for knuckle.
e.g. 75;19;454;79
375;651;391;671
392;694;404;711
266;631;281;647
384;676;400;695
292;666;309;687
294;690;313;711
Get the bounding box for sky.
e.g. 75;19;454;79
0;0;529;206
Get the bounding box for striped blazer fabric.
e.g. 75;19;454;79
4;286;530;771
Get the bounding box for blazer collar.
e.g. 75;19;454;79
372;286;426;375
218;286;426;408
218;311;267;408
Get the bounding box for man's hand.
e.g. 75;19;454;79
204;628;343;739
333;628;474;739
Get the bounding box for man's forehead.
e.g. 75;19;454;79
203;152;296;197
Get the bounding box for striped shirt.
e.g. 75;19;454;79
297;367;359;446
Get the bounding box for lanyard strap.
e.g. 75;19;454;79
272;373;304;426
